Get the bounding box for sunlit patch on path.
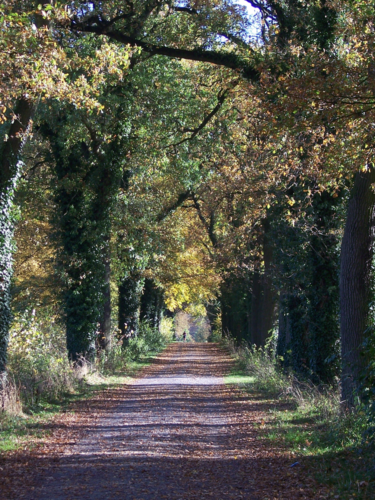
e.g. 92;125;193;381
3;344;329;500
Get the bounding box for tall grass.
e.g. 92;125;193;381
223;336;375;456
0;373;22;415
223;336;342;420
6;311;78;410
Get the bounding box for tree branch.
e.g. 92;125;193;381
192;193;218;247
70;24;260;81
169;87;234;148
156;189;192;222
174;7;198;15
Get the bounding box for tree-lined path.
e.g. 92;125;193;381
2;344;329;500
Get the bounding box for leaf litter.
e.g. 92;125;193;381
0;344;333;499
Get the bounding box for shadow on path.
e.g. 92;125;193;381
1;344;327;500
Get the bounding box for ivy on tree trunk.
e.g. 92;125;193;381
118;273;144;342
140;278;164;331
0;98;34;373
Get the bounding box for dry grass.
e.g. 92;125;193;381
0;374;22;415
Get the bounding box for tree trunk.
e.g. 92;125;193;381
98;255;112;351
251;267;263;346
220;274;250;343
259;222;276;347
154;288;164;331
140;278;164;330
220;280;232;338
277;293;288;359
288;293;309;376
308;197;339;384
0;98;34;373
50;140;100;362
118;274;144;343
340;167;375;405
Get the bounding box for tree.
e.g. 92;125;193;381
140;279;164;331
0;1;131;370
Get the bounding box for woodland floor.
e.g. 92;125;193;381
0;343;333;500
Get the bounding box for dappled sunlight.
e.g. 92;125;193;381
2;344;330;500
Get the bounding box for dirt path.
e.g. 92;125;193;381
1;344;329;500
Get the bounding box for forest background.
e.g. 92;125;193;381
1;0;375;496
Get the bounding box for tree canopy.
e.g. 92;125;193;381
1;0;375;414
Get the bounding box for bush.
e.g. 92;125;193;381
126;321;167;361
96;343;128;375
7;310;78;409
159;316;174;342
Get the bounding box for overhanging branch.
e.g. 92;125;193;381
156;189;192;222
70;24;260;81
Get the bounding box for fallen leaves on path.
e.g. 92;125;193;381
0;344;333;500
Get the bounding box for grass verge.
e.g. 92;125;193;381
0;352;159;455
224;346;375;500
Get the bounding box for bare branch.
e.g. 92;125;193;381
169;86;236;148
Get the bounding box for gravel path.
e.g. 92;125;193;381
22;344;258;500
3;344;329;500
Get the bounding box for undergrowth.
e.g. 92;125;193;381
223;336;375;499
0;312;172;453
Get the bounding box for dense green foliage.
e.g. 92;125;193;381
2;8;375;498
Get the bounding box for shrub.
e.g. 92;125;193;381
159;316;174;342
96;344;128;375
7;310;78;408
126;321;167;361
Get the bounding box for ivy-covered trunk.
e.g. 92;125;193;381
277;292;290;362
140;278;164;330
307;192;340;385
308;232;339;384
118;273;144;341
45;111;123;361
259;221;277;347
98;255;112;351
340;167;375;405
288;293;309;376
0;98;34;373
55;143;102;361
220;274;251;343
250;267;263;346
206;301;220;337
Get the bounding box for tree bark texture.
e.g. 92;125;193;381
340;167;375;405
0;98;34;373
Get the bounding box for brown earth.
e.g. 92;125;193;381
0;343;331;500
